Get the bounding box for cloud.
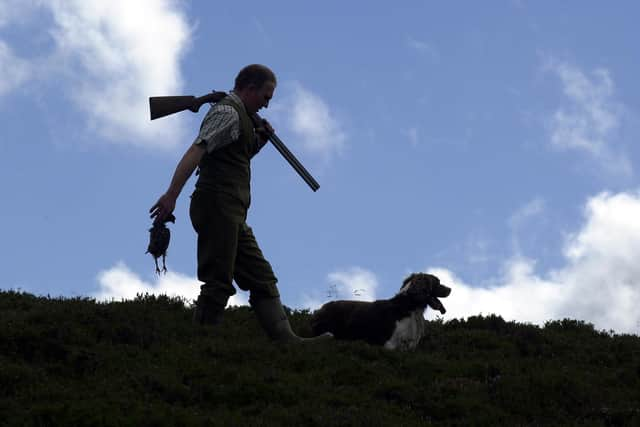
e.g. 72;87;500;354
427;191;640;335
300;266;378;310
94;262;249;307
274;82;346;163
508;197;545;230
546;59;631;177
508;197;546;254
47;0;191;148
1;0;191;148
0;41;31;95
0;0;37;28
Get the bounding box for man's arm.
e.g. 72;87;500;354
150;143;206;223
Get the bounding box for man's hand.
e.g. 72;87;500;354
150;193;177;224
256;119;274;146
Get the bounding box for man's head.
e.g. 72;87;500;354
234;64;277;114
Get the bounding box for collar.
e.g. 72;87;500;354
228;91;248;115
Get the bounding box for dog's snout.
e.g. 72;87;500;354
435;284;452;298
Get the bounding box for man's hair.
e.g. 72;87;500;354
234;64;277;91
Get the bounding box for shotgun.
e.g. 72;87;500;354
149;91;320;192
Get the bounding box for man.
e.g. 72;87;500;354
150;64;329;344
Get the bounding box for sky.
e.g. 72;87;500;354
1;1;639;335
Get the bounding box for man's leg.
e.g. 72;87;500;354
190;191;241;325
234;223;331;343
233;223;280;305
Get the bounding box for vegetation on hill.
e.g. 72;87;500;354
1;291;639;426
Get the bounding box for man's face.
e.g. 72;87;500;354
246;81;276;114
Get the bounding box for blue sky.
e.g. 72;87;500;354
1;1;639;334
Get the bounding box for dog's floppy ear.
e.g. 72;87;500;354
402;274;416;287
406;274;434;295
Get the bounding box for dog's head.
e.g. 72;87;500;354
399;273;451;314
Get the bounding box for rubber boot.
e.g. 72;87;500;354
251;296;333;343
192;295;226;326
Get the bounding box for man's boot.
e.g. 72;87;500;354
251;296;333;343
192;295;226;326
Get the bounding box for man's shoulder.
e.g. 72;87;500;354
209;101;238;116
202;103;239;126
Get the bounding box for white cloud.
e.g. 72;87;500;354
95;262;249;307
300;266;378;310
0;0;191;148
428;259;564;325
464;234;493;266
546;60;631;177
328;266;379;302
275;82;346;163
0;41;31;95
508;197;546;254
427;191;640;335
508;197;545;230
46;0;191;148
0;0;40;27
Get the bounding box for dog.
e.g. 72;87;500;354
310;273;451;351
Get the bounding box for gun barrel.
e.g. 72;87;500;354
254;113;320;192
271;132;320;192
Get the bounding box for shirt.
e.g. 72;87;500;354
193;92;264;154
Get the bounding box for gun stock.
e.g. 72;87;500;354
149;92;227;120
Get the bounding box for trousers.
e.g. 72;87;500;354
189;189;279;306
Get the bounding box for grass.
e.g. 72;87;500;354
1;290;639;426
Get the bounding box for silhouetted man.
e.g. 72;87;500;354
150;64;329;343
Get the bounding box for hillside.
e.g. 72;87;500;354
1;291;639;426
